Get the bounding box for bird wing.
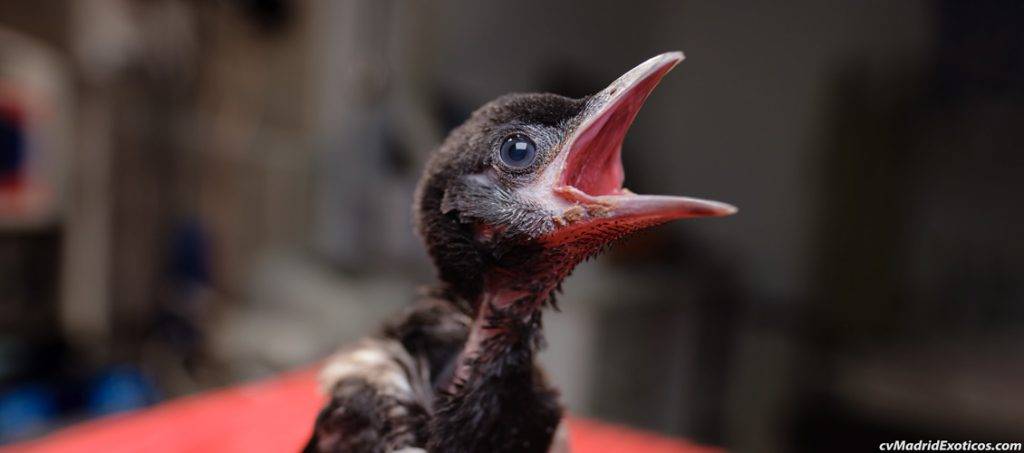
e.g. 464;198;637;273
305;296;471;452
305;338;431;452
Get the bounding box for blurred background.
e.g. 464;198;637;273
1;0;1022;451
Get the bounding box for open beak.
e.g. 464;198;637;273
542;52;736;241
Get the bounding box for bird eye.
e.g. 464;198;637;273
499;135;537;169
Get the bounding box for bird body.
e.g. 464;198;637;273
305;52;735;453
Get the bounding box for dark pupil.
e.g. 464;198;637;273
508;141;529;161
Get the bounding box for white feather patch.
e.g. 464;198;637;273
318;338;429;404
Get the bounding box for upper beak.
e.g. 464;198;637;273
542;51;736;239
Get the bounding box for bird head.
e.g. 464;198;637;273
415;52;736;309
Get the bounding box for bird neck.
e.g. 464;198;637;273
427;279;562;452
452;283;550;387
446;242;585;384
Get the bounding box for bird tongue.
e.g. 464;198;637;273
552;52;736;228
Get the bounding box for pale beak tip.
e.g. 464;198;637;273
649;51;685;71
718;203;739;216
692;201;738;218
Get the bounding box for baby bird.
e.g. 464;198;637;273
305;52;736;453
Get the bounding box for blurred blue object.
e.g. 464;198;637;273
87;365;160;417
0;101;26;186
171;219;211;286
0;384;56;443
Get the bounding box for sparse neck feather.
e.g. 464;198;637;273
449;276;554;388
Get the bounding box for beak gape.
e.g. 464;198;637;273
542;52;736;242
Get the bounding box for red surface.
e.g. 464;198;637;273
4;369;721;453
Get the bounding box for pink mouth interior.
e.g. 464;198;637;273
560;69;667;197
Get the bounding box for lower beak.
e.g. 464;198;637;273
545;52;736;238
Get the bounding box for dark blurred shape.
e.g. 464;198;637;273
793;1;1024;450
169;219;212;286
0;101;25;189
934;0;1024;99
148;219;213;375
234;0;293;34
